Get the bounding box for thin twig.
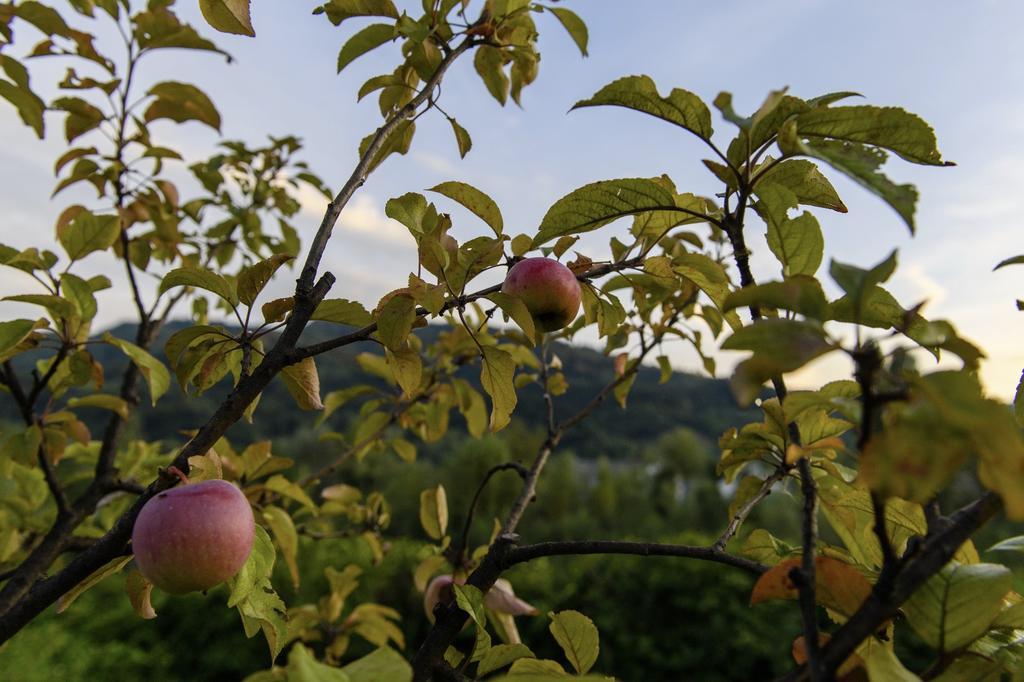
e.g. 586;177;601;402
455;462;528;563
714;467;789;551
505;540;768;575
294;257;645;360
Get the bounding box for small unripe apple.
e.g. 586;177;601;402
501;257;582;332
131;479;255;594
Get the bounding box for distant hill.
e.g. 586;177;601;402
2;320;756;463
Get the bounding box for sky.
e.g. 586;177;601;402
1;0;1024;399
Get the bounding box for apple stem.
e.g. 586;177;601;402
163;466;190;486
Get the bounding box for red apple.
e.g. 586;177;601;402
131;479;255;594
501;257;582;332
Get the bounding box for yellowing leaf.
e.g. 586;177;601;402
56;556;131;613
280;357;323;410
375;294;416;351
480;346;517;432
385;344;422;397
313;298;372;326
264;474;316;512
419;484;448;540
237;254;292;307
125;570;157;619
548;609;599;675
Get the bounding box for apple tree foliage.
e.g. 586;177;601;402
0;1;1022;680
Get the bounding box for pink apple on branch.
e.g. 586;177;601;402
131;479;255;594
501;257;582;332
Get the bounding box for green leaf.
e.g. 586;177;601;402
319;0;399;26
993;602;1024;629
724;320;833;405
55;556;131;613
102;333;170;405
535;178;679;246
754;183;823;277
510;234;532;258
995;255;1024;271
723;319;831;359
159;267;238;306
228;526;274;609
199;0;255;37
384;192;428;234
313;299;373;327
429;181;503;236
340;646;411;682
337;23;394;73
828;250;898;323
486;292;536;344
480;346;517;431
904;563;1012;653
280;357;324;410
61;273;97;324
672;253;731;309
860;641;920;682
453;584;492;661
238;254;292;307
375;294;416;351
548;610;599;675
722;276;829;320
385;345;422;397
794;105;949;166
987;536;1024;554
285;643;350;681
478;643;535;677
780;121;919;232
756;159;847;213
57;211;119;261
359;119;415;173
419;484;448;540
15;2;71;37
573;75;712;140
4;294;76;322
546;6;588;56
740;529;794;566
474;45;509;105
52;96;105;143
0;80;46;138
144;81;222;131
0;319;47;359
391;438;416;463
262;506;299;589
67;394;129;419
449;117;472;158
